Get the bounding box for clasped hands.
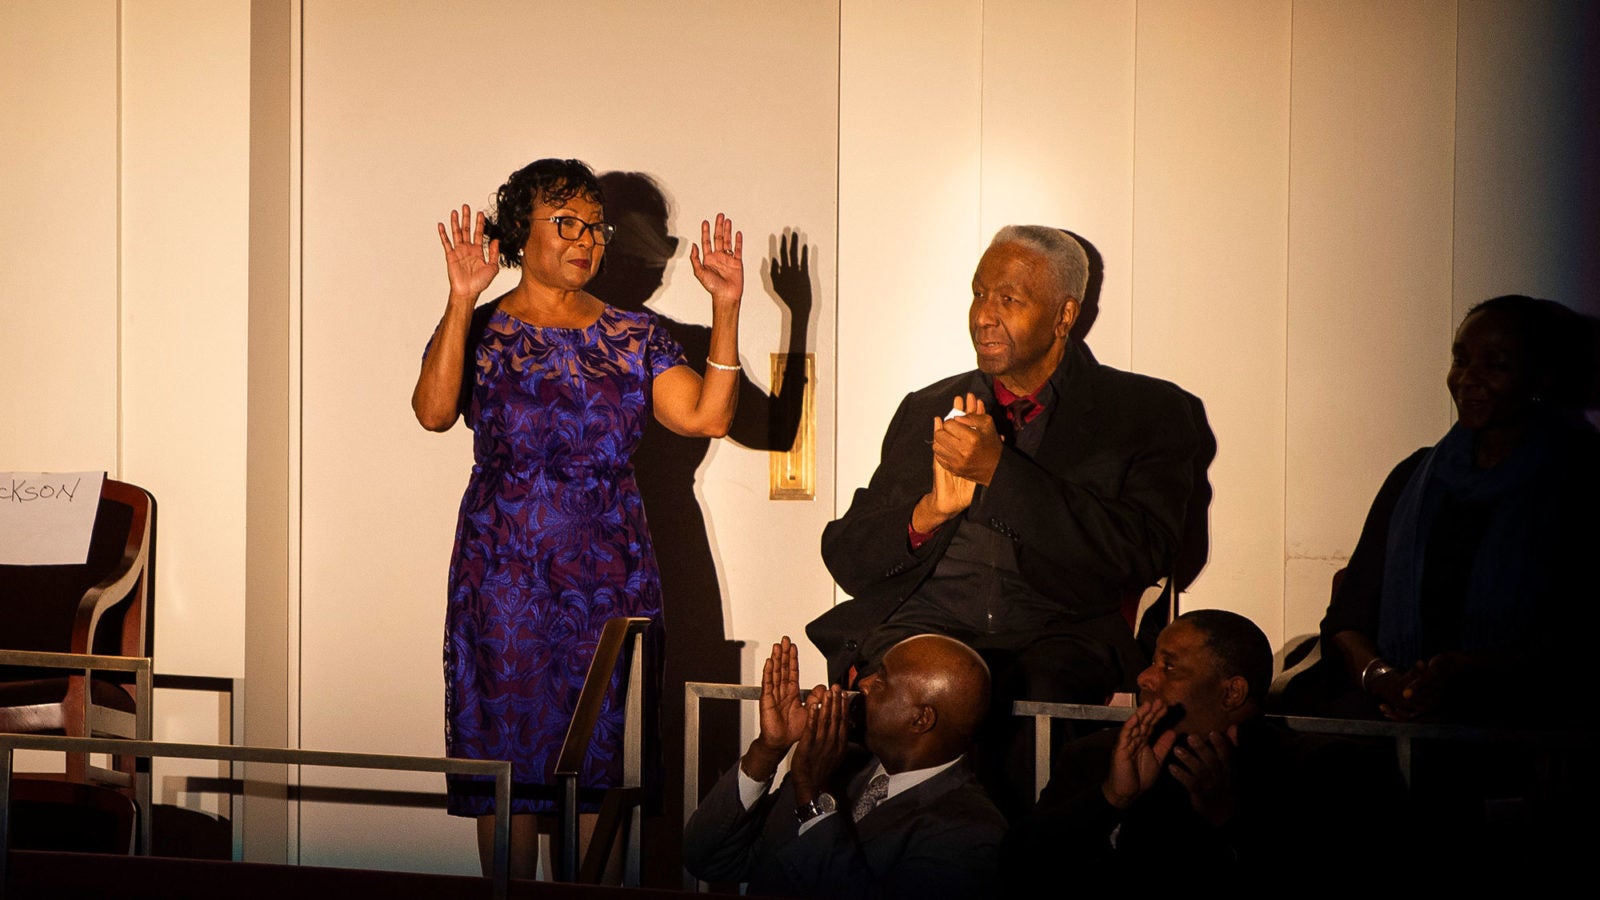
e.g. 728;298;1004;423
1370;651;1475;722
741;636;848;808
912;393;1004;533
1103;699;1240;827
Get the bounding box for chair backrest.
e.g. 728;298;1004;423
0;479;154;658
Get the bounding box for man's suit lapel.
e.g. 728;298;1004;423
851;762;967;842
952;371;995;415
1035;341;1095;460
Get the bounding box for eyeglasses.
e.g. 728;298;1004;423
536;216;616;245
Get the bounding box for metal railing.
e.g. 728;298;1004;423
0;649;154;742
0;649;154;849
1013;699;1597;797
148;672;241;857
0;733;513;900
5;616;650;893
679;682;1599;891
552;616;651;885
681;683;759;892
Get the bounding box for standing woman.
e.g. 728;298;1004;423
412;159;743;876
1317;295;1598;723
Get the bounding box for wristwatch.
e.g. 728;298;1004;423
796;792;837;824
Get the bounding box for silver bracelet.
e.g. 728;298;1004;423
705;359;741;373
1359;657;1398;693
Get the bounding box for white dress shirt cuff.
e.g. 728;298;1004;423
735;767;771;810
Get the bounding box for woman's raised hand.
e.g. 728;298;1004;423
438;204;500;302
688;213;744;306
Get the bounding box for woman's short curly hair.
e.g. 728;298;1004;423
483;158;605;268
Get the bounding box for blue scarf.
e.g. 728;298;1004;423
1375;419;1557;664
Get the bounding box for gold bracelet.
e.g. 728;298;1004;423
705;359;741;372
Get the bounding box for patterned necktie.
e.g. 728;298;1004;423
1005;395;1038;434
852;773;890;823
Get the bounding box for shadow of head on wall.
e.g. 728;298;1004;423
584;169;817;885
1062;228;1101;346
587;171;677;311
589;170;814;451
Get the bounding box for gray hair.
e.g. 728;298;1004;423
989;226;1088;305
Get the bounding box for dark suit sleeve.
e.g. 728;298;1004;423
681;765;785;884
1007;731;1120;875
1222;736;1409;868
770;797;1003;900
820;392;943;599
978;381;1200;601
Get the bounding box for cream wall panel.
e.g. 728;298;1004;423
1283;555;1344;640
1453;0;1599;320
0;1;119;470
1130;1;1291;638
981;0;1136;369
297;0;838;874
1284;0;1458;640
119;0;252;825
836;0;983;529
120;0;251;680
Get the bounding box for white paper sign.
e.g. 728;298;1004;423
0;472;107;565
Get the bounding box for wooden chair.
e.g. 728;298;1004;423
0;478;156;799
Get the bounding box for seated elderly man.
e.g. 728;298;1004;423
810;226;1206;701
683;634;1005;899
809;225;1209;817
1007;610;1405;882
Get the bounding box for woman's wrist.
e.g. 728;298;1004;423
1359;657;1400;693
447;289;482;309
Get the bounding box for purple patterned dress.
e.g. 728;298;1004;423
443;303;683;816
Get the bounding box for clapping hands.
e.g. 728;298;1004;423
1103;699;1180;809
912;394;998;532
741;636;848;806
756;636;808;755
743;636;822;783
1103;699;1241;827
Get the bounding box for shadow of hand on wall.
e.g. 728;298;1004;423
585;170;813;887
734;229;812;451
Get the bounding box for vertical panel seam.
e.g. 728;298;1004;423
290;0;307;865
1448;0;1460;391
115;0;125;477
978;0;985;248
1282;0;1296;640
832;0;842;530
830;0;844;610
1128;0;1139;370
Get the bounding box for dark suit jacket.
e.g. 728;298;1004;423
1005;718;1407;884
809;341;1203;685
682;755;1006;899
